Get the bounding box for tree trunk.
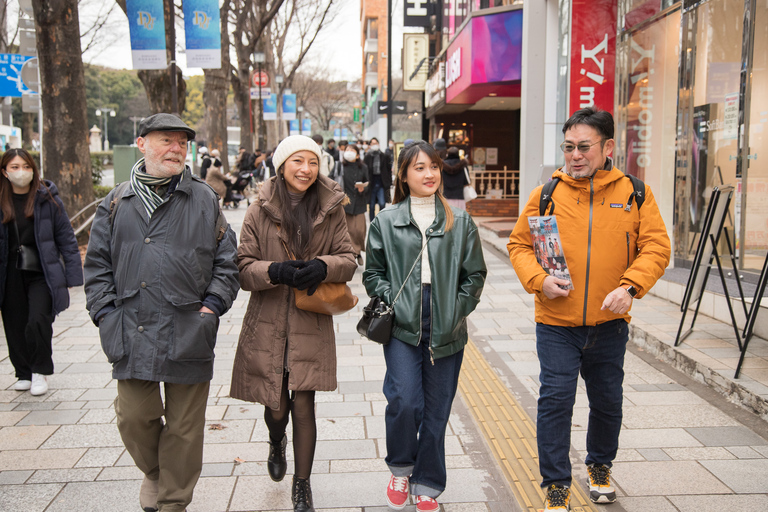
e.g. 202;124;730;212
232;64;253;153
202;1;230;173
21;112;33;150
32;0;94;215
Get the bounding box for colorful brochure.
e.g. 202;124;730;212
527;215;574;290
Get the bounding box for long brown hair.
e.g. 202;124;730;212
274;162;321;258
0;149;43;223
393;140;454;232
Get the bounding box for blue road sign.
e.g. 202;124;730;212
0;54;34;97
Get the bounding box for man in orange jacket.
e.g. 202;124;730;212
508;107;671;511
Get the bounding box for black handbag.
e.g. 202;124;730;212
357;239;429;345
14;221;42;272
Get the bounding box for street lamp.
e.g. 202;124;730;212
129;116;144;144
95;108;116;151
253;51;266;151
275;75;284;140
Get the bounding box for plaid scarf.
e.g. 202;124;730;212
129;158;183;219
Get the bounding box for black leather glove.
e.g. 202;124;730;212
268;260;305;287
293;258;328;295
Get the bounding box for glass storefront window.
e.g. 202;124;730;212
742;0;768;271
616;9;680;253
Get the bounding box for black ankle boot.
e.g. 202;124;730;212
267;434;287;482
292;476;314;512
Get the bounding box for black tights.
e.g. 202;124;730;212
263;373;317;480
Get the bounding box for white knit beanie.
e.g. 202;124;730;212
272;135;322;173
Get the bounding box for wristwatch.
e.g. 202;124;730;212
623;285;638;298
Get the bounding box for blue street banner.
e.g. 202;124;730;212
282;93;297;121
126;0;167;69
0;54;34;97
333;128;340;139
183;0;221;69
301;118;312;134
263;94;277;121
289;120;300;136
341;128;349;139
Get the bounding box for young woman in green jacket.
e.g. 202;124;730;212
363;140;487;512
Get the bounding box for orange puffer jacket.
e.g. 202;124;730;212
508;166;671;327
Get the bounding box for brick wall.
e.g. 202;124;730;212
466;199;519;217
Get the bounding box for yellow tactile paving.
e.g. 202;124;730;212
459;339;599;512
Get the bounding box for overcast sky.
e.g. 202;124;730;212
76;0;363;82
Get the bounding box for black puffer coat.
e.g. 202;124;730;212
0;181;83;315
441;156;469;200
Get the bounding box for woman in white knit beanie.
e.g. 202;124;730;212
230;135;357;512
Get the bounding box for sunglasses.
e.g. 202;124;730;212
560;140;603;154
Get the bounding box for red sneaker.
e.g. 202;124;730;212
386;474;409;510
416;495;439;512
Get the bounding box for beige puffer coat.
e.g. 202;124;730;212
229;174;356;409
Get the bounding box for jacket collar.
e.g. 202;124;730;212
391;195;447;236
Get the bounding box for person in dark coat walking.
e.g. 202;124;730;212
0;148;83;396
363;137;393;220
84;114;240;512
342;143;368;264
441;146;471;211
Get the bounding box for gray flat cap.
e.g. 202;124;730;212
138;113;196;140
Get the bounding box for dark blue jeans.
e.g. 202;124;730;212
383;285;464;498
535;319;628;488
369;175;386;220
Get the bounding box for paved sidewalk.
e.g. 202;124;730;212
1;204;768;511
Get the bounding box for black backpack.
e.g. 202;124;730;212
539;173;646;216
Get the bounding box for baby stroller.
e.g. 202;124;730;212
226;170;256;208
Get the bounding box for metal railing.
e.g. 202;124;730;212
70;197;103;236
467;166;520;199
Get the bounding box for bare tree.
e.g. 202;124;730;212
32;0;94;214
230;0;285;152
115;0;186;114
293;69;354;131
79;0;120;56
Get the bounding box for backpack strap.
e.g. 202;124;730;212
539;177;560;216
624;174;646;212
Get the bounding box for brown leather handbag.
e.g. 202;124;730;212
281;239;358;315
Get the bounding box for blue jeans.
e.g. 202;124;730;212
383;285;464;498
535;319;628;488
370;175;386;220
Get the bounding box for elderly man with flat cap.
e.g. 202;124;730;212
84;113;240;512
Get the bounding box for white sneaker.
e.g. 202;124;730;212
30;374;48;396
13;379;31;391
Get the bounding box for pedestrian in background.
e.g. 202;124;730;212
311;133;335;177
342;143;368;265
441;146;471;211
84;113;240;512
508;107;670;511
230;135;356;512
326;138;339;161
363;140;487;512
0;148;83;396
364;137;392;219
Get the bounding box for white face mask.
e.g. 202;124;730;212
6;170;33;188
370;144;380;152
362;144;368;150
343;151;357;162
389;143;394;149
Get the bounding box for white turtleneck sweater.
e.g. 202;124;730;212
410;194;436;284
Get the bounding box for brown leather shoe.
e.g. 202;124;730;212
140;475;159;512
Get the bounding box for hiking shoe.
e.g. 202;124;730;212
139;475;159;512
587;463;616;503
544;484;571;511
415;495;439;512
30;373;48;396
13;379;31;391
386;474;409;510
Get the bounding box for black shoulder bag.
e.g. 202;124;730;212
14;221;42;272
357;238;429;344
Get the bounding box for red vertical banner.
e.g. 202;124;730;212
569;0;618;115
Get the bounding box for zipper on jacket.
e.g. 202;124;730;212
583;179;594;326
429;347;435;366
626;232;630;268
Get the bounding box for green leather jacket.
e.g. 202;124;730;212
363;197;487;360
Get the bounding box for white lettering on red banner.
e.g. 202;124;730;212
569;0;617;114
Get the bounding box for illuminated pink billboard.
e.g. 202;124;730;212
445;9;523;104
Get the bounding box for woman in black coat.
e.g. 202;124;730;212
342;144;369;265
0;149;83;396
441;147;471;211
